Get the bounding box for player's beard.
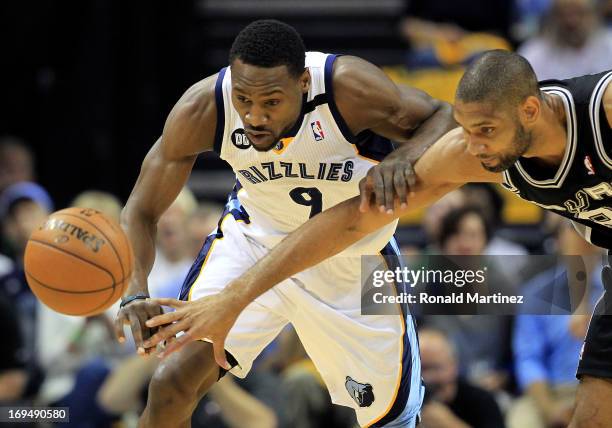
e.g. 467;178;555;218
480;123;532;173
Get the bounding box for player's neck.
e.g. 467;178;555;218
527;93;568;166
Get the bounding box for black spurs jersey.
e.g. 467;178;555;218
502;70;612;249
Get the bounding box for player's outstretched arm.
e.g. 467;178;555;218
114;75;218;353
142;129;501;367
333;56;457;212
224;128;501;302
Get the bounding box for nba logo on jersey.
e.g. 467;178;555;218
584;155;596;175
311;120;325;141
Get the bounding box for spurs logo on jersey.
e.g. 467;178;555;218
564;181;612;227
502;70;612;248
211;51;398;250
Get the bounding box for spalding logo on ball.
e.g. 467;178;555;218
24;207;133;316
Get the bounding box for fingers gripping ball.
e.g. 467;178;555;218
24;207;133;316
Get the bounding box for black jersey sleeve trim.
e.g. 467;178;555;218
213;67;227;155
589;71;612;168
324;54;356;143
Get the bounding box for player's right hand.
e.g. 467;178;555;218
114;298;164;356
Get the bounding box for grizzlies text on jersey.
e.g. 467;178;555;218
213;51;398;251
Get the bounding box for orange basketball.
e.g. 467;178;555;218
24;207;133;316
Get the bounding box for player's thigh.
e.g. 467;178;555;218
290;288;422;427
570;375;612;428
576;301;612;380
178;217;257;302
183;222;289;378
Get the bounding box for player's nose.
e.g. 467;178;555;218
245;106;268;128
466;137;488;156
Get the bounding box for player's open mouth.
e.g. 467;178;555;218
245;131;272;145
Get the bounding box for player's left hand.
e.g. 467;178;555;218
142;294;240;369
359;151;416;214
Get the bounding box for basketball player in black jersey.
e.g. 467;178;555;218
143;50;612;427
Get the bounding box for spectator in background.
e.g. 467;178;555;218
461;184;530;281
0;294;37;428
401;0;513;69
0;182;52;262
519;0;612;79
603;0;612;27
423;207;514;399
153;202;225;300
437;205;491;257
147;187;197;298
0;137;35;194
71;190;122;222
0;138;37;278
507;222;604;428
512;0;553;42
423;185;530;259
0;182;53;393
461;184;529;257
0;294;28;402
270;328;356;428
422;189;467;251
419;328;505;428
98;353;280;428
185;202;225;259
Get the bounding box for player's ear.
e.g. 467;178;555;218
520;95;540;125
299;68;310;94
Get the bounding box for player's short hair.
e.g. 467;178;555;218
456;50;541;108
229;19;306;78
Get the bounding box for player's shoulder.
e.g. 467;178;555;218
163;73;220;156
329;55;402;134
330;56;388;96
170;73;219;127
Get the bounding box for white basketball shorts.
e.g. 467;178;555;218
178;210;423;427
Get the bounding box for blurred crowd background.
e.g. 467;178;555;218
2;0;612;427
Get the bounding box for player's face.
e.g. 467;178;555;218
231;59;310;152
454;101;533;173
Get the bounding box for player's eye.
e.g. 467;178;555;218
265;99;280;107
237;95;250;104
481;127;495;135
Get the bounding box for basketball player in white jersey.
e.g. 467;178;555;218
114;20;455;427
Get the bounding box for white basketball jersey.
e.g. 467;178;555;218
213;52;397;252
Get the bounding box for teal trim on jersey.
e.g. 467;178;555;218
372;238;421;427
179;181;249;301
